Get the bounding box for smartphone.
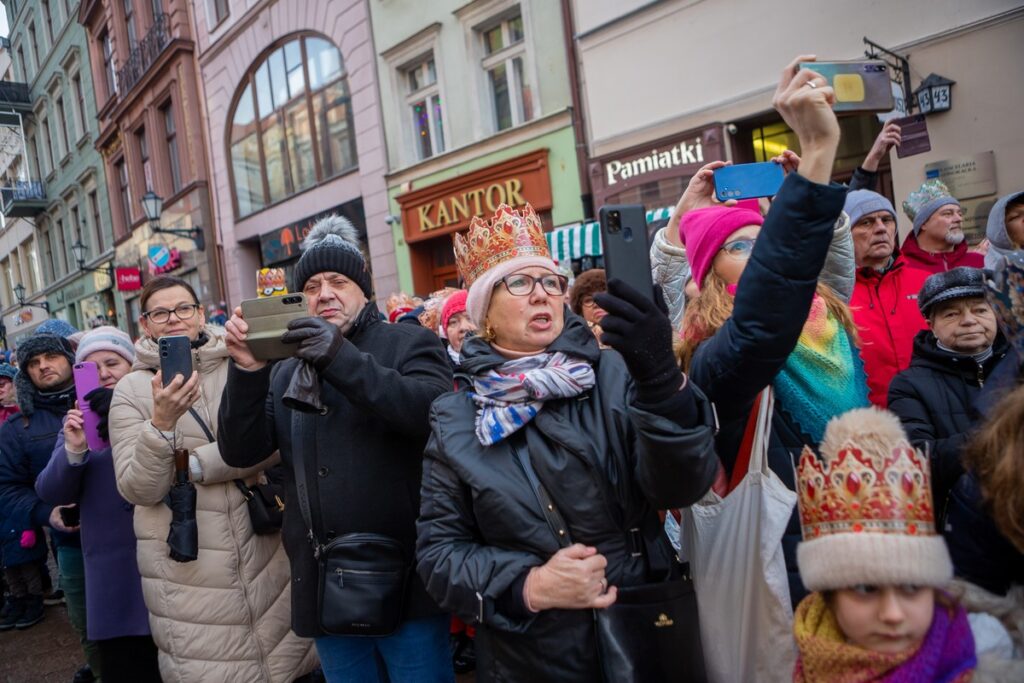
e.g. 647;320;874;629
598;205;656;305
713;162;785;202
240;294;308;360
73;362;108;452
59;505;80;528
159;336;193;387
798;60;894;113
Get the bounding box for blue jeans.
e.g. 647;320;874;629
315;614;454;683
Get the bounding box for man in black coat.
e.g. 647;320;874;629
219;215;454;683
888;267;1006;518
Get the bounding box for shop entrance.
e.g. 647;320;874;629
431;238;460;290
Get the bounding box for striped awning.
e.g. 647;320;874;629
546;207;673;264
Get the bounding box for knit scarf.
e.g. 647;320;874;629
470;352;595;446
793;592;976;683
772;295;869;444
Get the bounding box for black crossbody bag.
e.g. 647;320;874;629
291;410;410;636
511;443;707;683
187;407;284;535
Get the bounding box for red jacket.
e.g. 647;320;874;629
900;232;985;274
851;255;931;406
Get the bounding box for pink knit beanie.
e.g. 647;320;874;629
75;326;135;364
679;205;764;289
441;290;469;332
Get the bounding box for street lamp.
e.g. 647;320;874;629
13;283;49;312
70;239;115;280
914;74;955;115
141;190;205;251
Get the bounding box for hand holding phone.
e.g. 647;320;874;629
159;336;193;387
797;60;894;113
73;362;108;451
239;294;308;360
713;162;785;202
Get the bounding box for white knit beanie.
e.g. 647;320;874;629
75;326;135;364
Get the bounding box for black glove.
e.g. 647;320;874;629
281;317;345;372
84;387;114;443
594;279;684;405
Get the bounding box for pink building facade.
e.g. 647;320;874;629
190;0;393;304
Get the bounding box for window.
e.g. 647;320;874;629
228;34;357;218
161;103;182;193
404;57;445;160
27;136;41;179
70;206;82;257
16;45;27;81
55;96;70;158
480;14;533;131
72;75;86;138
89;191;105;253
28;25;40;74
101;31;117;99
136;126;151;190
42;228;56;281
124;0;138;47
208;0;229;25
150;0;163;20
41;2;53;46
44;116;58;172
115;159;132;233
54;218;69;276
37;117;53;174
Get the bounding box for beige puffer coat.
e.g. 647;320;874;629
109;327;317;683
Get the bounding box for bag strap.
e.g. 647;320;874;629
291;410;325;556
187;405;256;495
728;392;762;493
510;441;574;550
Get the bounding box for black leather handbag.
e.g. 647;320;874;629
512;444;706;683
292;411;410;636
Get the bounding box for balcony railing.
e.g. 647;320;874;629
0;180;47;218
0;82;33;111
116;13;172;95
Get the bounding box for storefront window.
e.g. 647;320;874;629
751;116;882;175
229;33;357;219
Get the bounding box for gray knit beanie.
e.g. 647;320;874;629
291;215;372;296
843;190;896;228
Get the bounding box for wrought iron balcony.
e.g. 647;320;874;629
116;13;172;96
0;180;47;218
0;82;33;112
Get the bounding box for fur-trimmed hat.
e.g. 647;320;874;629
292;214;372;297
796;407;953;592
15;333;75;416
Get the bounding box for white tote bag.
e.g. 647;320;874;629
681;388;798;683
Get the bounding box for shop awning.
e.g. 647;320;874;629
546;207;673;264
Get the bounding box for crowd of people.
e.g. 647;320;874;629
0;54;1022;683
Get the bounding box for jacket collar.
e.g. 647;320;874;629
910;329;1009;377
345;301;383;342
459;308;600;376
900;230;971;266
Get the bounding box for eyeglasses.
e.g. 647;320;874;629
497;273;569;297
581;296;599;308
720;238;757;259
143;303;200;324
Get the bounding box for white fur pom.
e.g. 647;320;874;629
301;214;360;251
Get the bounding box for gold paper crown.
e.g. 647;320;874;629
453;203;550;286
796;441;937;541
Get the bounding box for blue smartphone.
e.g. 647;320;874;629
713;162;785;202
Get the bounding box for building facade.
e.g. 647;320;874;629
189;0;391;304
5;0;116;335
79;0;222;337
570;0;1024;241
371;0;585;295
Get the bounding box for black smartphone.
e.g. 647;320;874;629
59;505;80;528
158;335;193;387
598;205;655;304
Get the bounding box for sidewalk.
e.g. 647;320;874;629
0;602;83;683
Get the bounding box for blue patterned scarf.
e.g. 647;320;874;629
471;352;596;445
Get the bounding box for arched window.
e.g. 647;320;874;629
229;34;357;218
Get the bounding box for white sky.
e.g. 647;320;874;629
0;4;8;39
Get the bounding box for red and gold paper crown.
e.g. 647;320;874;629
453;203;550;287
797;441;937;541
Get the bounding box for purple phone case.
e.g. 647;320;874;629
73;362;109;452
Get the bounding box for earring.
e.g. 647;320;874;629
482;321;496;342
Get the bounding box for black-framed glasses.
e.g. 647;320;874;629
143;303;200;324
497;273;569;297
719;238;757;260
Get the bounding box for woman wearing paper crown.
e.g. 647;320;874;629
416;200;718;681
793;407;977;682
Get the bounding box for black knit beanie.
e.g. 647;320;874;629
292;214;372;297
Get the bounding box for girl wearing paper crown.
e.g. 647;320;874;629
793;407;977;682
416;198;718;681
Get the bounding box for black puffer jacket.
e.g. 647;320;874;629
887;331;1007;518
686;172;849;606
416;316;717;682
218;302;453;637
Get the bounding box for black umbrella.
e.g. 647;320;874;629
166;448;198;563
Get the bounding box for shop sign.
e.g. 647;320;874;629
116;267;143;291
259;203;360;266
604;138;705;186
396;149;553;243
54;280;89;306
924;151;996;200
148;245;182;275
